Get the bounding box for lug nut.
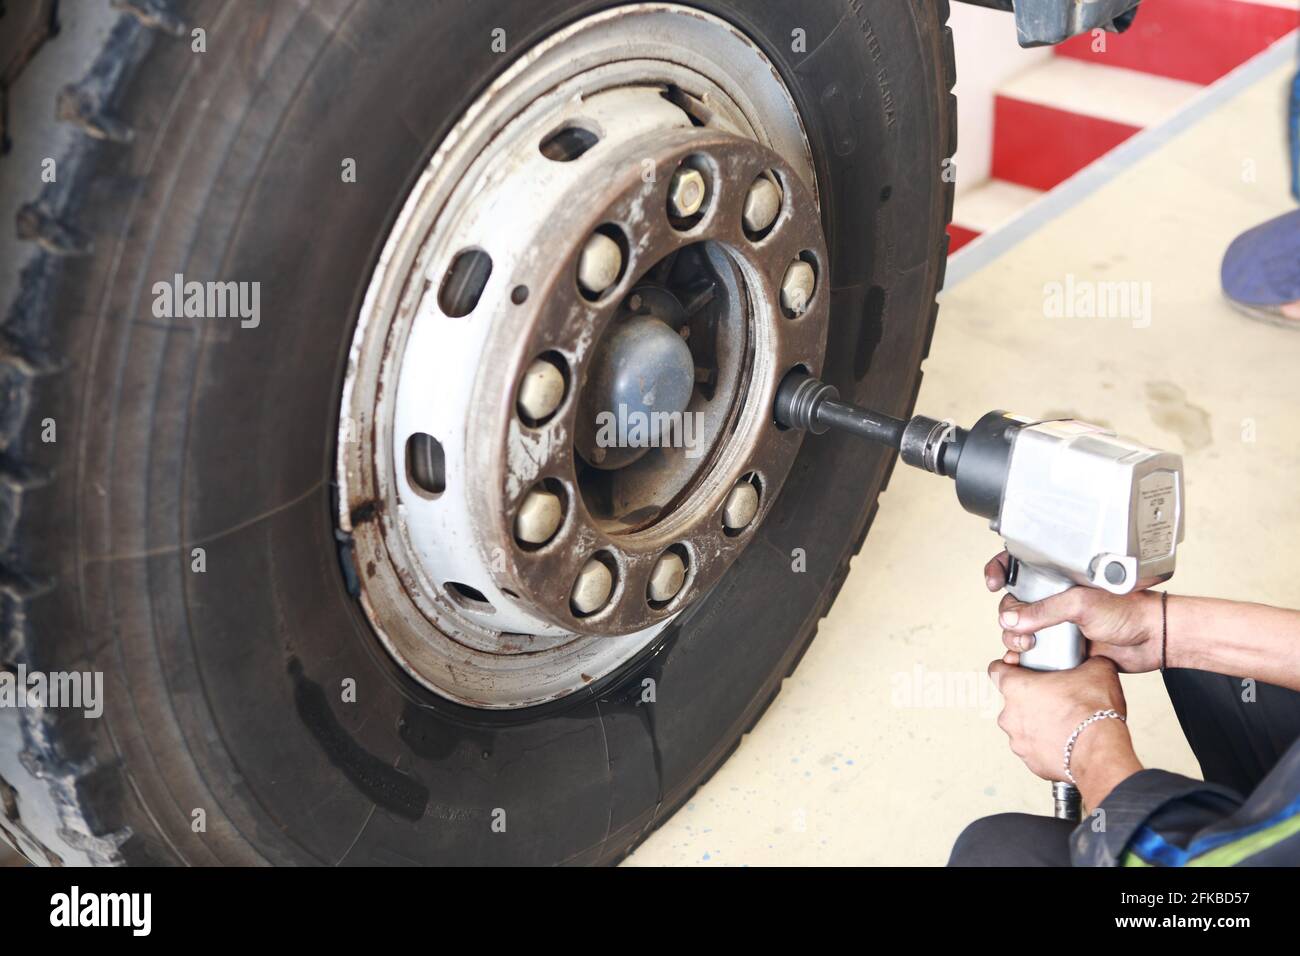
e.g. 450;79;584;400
668;167;707;218
743;177;783;233
517;357;566;422
514;488;563;545
648;551;687;604
723;481;760;531
571;558;614;615
781;260;816;315
578;232;623;296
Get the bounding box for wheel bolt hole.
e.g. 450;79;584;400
667;156;712;231
513;479;567;550
577;225;629;301
572;552;617;617
723;473;762;536
517;351;569;425
773;364;813;432
647;545;690;608
780;252;819;318
742;171;784;241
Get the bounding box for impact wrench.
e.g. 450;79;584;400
774;371;1185;821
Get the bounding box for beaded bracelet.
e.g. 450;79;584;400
1063;709;1126;784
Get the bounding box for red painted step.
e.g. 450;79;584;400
991;97;1141;191
947;223;981;254
1056;0;1298;86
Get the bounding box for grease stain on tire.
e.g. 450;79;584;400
290;658;429;821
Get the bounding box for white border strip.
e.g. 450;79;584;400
943;30;1299;291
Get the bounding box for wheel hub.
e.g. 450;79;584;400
576;312;696;473
337;4;829;708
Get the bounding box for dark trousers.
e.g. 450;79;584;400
948;669;1300;866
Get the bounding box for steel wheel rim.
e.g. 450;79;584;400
337;3;828;709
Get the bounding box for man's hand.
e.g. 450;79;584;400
987;656;1126;780
988;655;1143;806
983;551;1164;673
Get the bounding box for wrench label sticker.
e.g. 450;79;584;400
1137;471;1177;561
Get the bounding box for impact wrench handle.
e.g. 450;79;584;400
1005;557;1085;821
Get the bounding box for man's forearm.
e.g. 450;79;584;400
1166;596;1300;691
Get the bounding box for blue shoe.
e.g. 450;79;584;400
1221;209;1300;328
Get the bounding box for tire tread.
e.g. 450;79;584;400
0;0;179;868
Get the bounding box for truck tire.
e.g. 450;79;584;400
0;0;955;865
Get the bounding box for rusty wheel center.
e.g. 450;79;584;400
574;241;750;534
336;4;828;708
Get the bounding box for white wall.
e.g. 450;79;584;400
950;3;1053;195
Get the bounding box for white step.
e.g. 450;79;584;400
1239;0;1300;10
998;57;1203;128
952;180;1043;235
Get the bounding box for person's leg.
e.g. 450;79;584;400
947;813;1075;866
1162;668;1300;796
1219;64;1300;327
1220;210;1300;326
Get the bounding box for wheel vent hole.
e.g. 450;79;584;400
406;432;446;497
438;248;492;317
445;582;495;612
659;85;708;127
540;124;600;162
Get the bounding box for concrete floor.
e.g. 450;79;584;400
628;55;1300;866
